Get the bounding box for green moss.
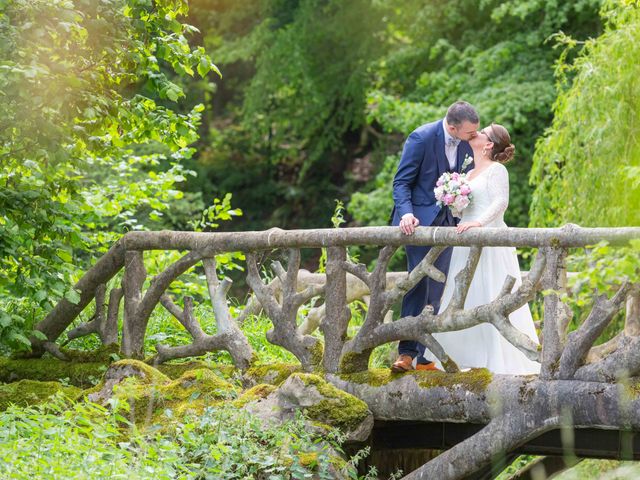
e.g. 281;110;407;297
297;451;347;471
339;368;402;387
310;341;324;367
414;368;493;394
342;367;493;394
79;361;169;424
60;344;120;363
233;383;277;408
103;365;237;425
294;373;370;432
0;357;108;387
309;420;334;433
155;361;236;381
298;452;319;468
338;351;361;374
0;380;81;410
160;368;236;416
111;360;171;385
245;363;301;386
249;351;260;367
329;454;347;470
166;368;234;399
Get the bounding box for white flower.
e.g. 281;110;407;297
453;195;470;211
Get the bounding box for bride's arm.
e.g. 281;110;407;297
476;164;509;226
456;164;509;233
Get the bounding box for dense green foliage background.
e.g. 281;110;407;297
530;0;640;228
528;0;640;346
189;0;603;230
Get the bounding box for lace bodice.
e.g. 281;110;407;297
461;162;509;227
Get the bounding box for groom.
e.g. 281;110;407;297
390;101;479;372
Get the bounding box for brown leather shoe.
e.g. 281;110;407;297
415;362;440;371
391;354;414;373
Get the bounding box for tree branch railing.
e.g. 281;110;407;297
27;224;640;479
32;225;640;371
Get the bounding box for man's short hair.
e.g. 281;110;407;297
446;101;479;126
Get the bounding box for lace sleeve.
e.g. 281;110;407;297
476;163;509;226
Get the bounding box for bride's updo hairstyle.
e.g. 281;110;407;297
484;124;515;164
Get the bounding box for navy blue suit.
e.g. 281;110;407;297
391;119;473;363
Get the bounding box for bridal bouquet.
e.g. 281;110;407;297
434;156;474;218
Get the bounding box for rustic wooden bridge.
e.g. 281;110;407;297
28;224;640;479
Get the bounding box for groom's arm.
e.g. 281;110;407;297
393;131;425;219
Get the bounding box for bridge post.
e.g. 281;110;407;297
121;250;146;358
322;246;350;373
540;247;568;379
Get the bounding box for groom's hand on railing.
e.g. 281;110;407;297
400;213;420;235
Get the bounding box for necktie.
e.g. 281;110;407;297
447;137;460;148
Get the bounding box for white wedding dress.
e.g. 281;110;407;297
426;162;540;374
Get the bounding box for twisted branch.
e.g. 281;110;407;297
445;246;482;311
384;246;446;308
587;289;640;362
65;284;120;346
154;257;253;369
341;248;548;368
559;283;635;379
246;250;324;371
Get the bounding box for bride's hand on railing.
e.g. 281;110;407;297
399;213;420;235
456;221;481;234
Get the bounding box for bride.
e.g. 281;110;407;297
426;123;540;375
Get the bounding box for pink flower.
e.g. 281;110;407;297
460;184;471;195
443;194;455;205
453;195;470;211
436;178;444;187
451;172;460;181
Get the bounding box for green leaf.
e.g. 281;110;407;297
64;289;81;305
7;331;32;348
197;57;210;77
30;330;48;341
56;249;73;263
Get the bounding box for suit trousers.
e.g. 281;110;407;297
398;207;455;363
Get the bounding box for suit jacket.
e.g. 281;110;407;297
391;119;473;227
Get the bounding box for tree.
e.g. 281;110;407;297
0;0;216;350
